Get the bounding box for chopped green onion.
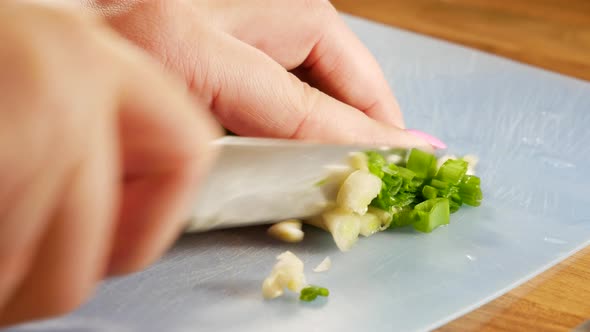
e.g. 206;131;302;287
299;285;330;302
397;166;416;181
367;206;394;230
449;200;461;214
390;192;416;208
459;175;483;206
390;208;421;227
358;150;482;235
450;192;462;204
422;185;438;199
436;159;468;185
365;151;386;178
314;178;329;187
385;148;409;166
406;149;438;179
449;192;463;213
430;179;449;191
412;198;450;233
381;174;403;196
411;177;424;188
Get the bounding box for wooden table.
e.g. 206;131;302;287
331;1;590;331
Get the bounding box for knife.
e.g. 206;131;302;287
184;136;391;233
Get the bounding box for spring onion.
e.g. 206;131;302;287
262;251;306;300
406;148;438;179
313;257;332;273
359;213;381;237
391;208;421;227
367;206;394;230
363;148;482;232
422;185;438;200
459;175;483;206
264;149;483;302
267;220;304;243
369;163;419;212
435;159;468;185
412;198;450;233
348;152;369;171
336;170;382;215
299;285;330;302
365;151;386;178
308;208;361;252
305;148;483;252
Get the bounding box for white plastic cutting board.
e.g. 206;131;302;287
6;14;590;332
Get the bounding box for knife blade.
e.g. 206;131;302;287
185;136;385;233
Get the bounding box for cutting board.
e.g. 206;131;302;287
6;14;590;332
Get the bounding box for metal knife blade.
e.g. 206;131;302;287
185;136;381;233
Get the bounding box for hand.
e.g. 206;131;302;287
90;0;434;148
0;3;220;326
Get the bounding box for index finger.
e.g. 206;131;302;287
296;5;405;128
186;25;431;150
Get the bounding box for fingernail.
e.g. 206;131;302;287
406;129;447;149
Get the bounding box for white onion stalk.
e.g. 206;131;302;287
348;152;369;171
462;154;479;175
313;257;332;273
368;207;395;230
306;208;361;252
267;219;304;243
336;170;382;215
359;213;381;237
262;251;306;299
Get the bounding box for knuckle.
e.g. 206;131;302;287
295;0;338;45
300;0;334;12
301;0;338;21
0;58;74;158
287;74;322;138
300;82;323;115
0;84;88;179
185;44;216;101
0;6;105;88
0;6;111;160
102;0;182;63
101;0;210;88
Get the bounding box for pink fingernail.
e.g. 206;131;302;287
406;129;447;149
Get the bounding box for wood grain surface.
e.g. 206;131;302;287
331;1;590;331
332;0;590;81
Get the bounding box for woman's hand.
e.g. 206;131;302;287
91;0;433;148
0;3;220;326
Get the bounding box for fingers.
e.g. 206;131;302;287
0;3;221;324
294;7;406;128
0;166;66;312
95;0;413;140
181;25;429;148
0;9;120;320
0;8;98;312
0;117;118;326
208;0;405;128
105;50;221;275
